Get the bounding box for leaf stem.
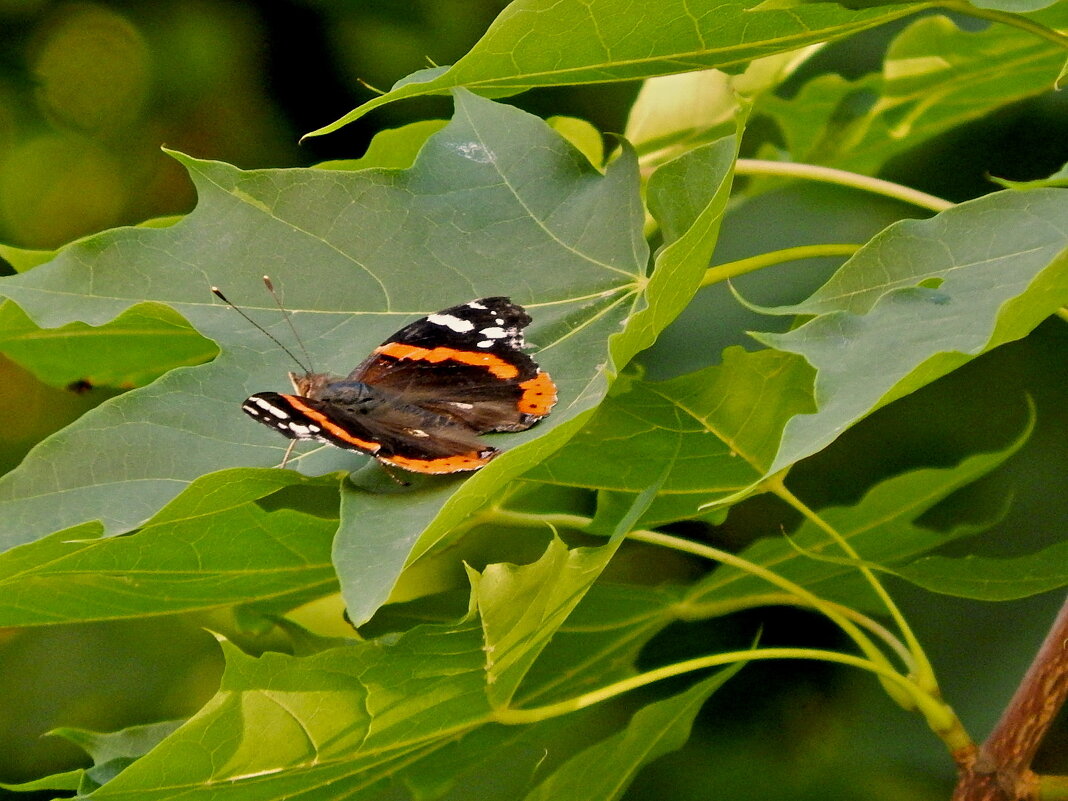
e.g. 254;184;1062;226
495;646;963;745
678;592;915;668
936;0;1068;51
765;476;939;695
628;527;906;676
735;159;955;212
700;244;861;287
490;507;904;676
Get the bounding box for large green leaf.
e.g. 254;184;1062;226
332;124;740;624
754;188;1068;476
0;92;648;566
756;5;1068;175
304;0;929;138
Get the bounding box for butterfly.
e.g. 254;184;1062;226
216;286;556;474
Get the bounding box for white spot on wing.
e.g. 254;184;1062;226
428;313;475;332
477;340;494;348
479;326;507;339
252;397;290;419
467;300;487;310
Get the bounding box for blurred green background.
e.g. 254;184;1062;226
1;2;1066;799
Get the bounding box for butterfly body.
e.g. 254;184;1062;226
240;297;556;474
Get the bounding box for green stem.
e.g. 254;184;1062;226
701;244;861;287
678;592;915;668
735;159;954;212
495;646;966;750
767;476;939;695
937;0;1068;51
628;527;914;706
490;506;908;675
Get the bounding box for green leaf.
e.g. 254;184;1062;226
548;116;605;168
303;0;928;138
334;125;736;625
0;92;647;567
688;423;1029;612
756;7;1068;174
0;300;217;388
50;719;184;792
314;119;448;171
476;474;663;706
970;0;1062;11
523;666;743;801
991;160;1068;190
611;126;742;369
0;469;339;626
753;189;1068;476
896;541;1068;600
79;493;675;800
0;769;84;793
525;347;816;523
0;243;56;273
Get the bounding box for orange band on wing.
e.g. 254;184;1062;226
376;343;519;379
280;394;381;453
517;371;557;417
382;450;497;474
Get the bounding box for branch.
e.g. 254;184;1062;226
952;593;1068;800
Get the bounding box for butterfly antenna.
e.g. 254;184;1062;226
261;276;316;374
210;284;313;374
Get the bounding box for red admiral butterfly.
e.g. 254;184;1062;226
213;284;556;474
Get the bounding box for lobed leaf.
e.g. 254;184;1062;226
79;486;676;800
0;92;647;568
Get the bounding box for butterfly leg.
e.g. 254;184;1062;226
279;439;299;469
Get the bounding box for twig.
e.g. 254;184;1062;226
952;593;1068;800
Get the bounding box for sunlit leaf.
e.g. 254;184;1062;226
304;0;927;138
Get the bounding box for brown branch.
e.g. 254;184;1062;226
952;592;1068;801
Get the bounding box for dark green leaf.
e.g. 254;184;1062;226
525;347;816;523
897;541;1068;600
